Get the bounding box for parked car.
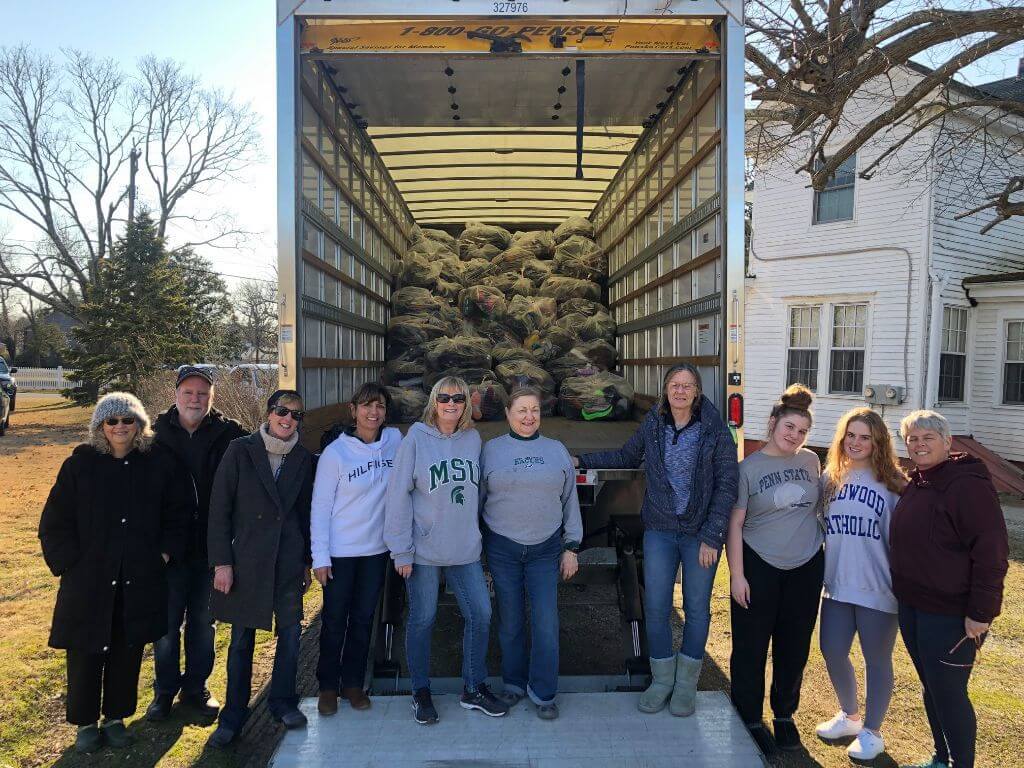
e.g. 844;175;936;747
0;359;17;412
0;384;10;436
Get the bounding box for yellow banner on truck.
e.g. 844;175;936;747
301;18;719;55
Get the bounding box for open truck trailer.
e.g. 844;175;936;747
274;1;755;763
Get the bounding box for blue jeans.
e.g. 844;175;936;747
317;553;388;691
219;623;300;731
643;529;719;661
485;529;561;704
153;559;216;697
405;560;491;693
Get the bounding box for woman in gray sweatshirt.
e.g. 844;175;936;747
481;387;583;720
384;376;507;725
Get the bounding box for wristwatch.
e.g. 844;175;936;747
563;540;580;554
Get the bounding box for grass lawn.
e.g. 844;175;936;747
1;395;1021;767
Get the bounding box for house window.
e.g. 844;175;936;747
829;303;867;394
787;305;820;391
1005;320;1024;404
939;306;968;402
813;155;856;224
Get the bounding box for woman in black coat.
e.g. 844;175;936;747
39;392;187;754
206;389;314;748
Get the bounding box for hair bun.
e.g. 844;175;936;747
779;383;813;411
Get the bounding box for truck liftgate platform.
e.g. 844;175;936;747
269;688;765;767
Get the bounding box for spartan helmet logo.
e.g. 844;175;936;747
450;485;466;505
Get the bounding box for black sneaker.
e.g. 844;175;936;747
100;720;133;749
747;724;777;757
74;724;102;754
145;693;174;722
412;687;439;725
773;718;803;752
180;688;220;718
460;684;509;717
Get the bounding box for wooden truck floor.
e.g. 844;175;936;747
269;690;764;767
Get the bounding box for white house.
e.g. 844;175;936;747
745;63;1024;489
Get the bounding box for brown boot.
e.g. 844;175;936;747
318;690;338;716
342;686;371;710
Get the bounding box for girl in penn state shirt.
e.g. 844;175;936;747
726;384;823;756
480;387;582;720
815;408;907;762
311;383;401;716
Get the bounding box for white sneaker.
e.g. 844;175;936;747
815;711;863;739
847;729;885;760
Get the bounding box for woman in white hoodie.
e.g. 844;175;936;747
311;383;401;716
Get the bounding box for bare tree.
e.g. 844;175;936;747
0;46;261;317
232;278;278;364
746;0;1024;232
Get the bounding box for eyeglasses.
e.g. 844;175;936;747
271;405;305;421
669;384;698;392
104;416;137;426
939;634;984;669
436;393;467;404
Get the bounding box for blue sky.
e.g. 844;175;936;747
1;2;1020;285
0;0;278;282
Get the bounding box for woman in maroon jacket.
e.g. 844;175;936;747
891;410;1008;768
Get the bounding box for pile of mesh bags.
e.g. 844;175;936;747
383;216;631;421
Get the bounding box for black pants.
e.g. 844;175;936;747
729;543;824;725
899;605;980;768
316;553;388;692
65;603;144;725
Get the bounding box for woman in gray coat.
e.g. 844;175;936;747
206;390;314;748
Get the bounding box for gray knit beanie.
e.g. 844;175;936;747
88;391;154;453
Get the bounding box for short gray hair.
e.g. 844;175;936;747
899;409;951;442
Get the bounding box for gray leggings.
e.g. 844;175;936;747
819;598;898;731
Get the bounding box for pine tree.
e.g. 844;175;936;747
66;212;203;402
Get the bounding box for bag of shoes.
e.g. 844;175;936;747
458;221;513;260
491;342;539;366
505;295;557;339
523;325;578;364
386;315;451;358
459;285;507;321
461;257;496;284
557;298;606;318
558;372;634;421
537;275;601;302
395;251;443;288
491;245;536;274
423;335;492;371
483;273;534;297
408;238;456;260
439;255;467;286
434;278;463;301
553;235;606;282
579;312;617;343
547;350;601;384
424;367;493;391
411;225;458;251
470;378;510;421
522;259;553;288
392;286;444;316
553;215;596;244
472;319;522;346
510;230;555;259
574;338;618;370
386;386;428;423
494;360;557;414
382;354;427;388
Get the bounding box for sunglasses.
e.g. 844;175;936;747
436;393;466;404
939;634;984;669
104;416;137;426
271;405;305;421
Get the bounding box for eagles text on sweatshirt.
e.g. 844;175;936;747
310;426;401;567
384;422;482;567
480;433;583;547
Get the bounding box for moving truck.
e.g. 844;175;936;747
276;0;745;692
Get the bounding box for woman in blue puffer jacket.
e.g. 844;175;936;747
574;363;738;717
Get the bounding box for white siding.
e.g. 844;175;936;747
968;296;1024;462
746;93;932;450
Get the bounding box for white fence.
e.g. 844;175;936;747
13;366;80;391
